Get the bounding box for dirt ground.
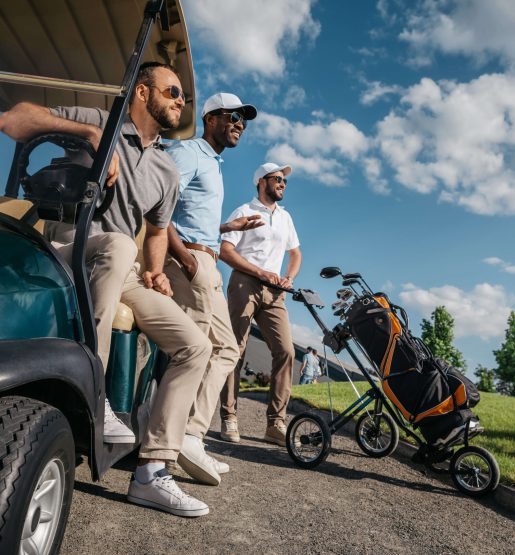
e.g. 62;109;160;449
61;394;514;555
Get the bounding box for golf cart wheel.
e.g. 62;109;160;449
286;412;331;469
355;412;399;458
449;446;500;497
0;396;75;555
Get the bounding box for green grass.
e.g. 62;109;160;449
243;381;515;486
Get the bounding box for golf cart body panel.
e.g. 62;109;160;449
0;0;195;140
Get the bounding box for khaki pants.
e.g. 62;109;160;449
164;250;239;438
220;270;295;425
56;232;211;461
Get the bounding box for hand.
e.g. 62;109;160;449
222;215;264;233
182;253;198;281
143;271;173;297
279;276;294;289
257;270;280;285
87;126;119;186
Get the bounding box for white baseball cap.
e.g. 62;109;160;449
253;162;293;185
201;92;257;120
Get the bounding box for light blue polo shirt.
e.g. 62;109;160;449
302;352;319;378
167;138;224;252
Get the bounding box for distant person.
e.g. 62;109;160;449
299;347;318;385
219;162;302;446
165;92;260;486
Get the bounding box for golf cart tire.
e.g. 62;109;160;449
0;396;75;555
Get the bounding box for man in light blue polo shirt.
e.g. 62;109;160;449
164;93;261;486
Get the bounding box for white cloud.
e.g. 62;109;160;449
362;157;390;194
375;73;515;215
291;323;323;350
282;85;307;110
399;282;513;340
360;80;403;105
255;112;369;186
399;0;515;69
483;256;515;274
182;0;320;77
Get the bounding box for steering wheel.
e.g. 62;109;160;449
17;133;115;220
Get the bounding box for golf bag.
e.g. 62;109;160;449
345;294;480;443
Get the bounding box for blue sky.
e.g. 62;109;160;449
2;0;514;377
179;0;515;376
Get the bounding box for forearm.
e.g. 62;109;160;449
166;223;195;266
219;245;264;278
0;102;101;145
285;249;302;280
143;229;168;274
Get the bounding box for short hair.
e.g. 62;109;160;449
306;346;312;352
313;349;318;355
130;62;178;103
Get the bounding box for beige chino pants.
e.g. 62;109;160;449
56;232;211;461
164;249;239;438
220;270;295;425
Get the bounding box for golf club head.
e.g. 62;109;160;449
342;278;359;286
342;272;362;280
336;288;353;301
320;266;342;279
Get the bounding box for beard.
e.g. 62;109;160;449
146;90;179;130
265;182;283;202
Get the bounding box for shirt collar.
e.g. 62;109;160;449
196;138;224;162
122;114;164;150
249;197;284;212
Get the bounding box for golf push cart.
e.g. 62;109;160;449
0;1;194;553
264;269;499;498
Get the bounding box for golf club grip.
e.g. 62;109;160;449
259;280;295;294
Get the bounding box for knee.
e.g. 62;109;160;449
273;344;295;364
99;232;138;265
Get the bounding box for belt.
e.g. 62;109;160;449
183;242;218;261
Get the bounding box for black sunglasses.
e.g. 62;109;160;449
148;84;185;102
209;110;248;129
264;175;287;185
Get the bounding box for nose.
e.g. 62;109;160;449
233;118;244;131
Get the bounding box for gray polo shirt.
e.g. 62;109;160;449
48;106;179;240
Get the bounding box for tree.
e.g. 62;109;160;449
421;305;467;373
493;311;515;396
474;364;495;393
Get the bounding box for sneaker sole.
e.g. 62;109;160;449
127;494;209;517
220;431;240;443
263;434;286;447
177;453;221;486
103;435;136;444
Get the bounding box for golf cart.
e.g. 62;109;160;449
0;1;194;553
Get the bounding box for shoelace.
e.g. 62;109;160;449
225;421;238;432
158;474;191;501
105;399;125;425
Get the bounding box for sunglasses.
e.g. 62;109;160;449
264;175;287;185
209;110;248;129
148;84;185;102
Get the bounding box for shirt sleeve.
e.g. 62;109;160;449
286;213;300;250
145;158;180;228
220;207;246;246
167;141;198;194
50;106;107;128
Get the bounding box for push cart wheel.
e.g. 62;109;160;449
286;412;331;469
355;412;399;458
449;446;500;497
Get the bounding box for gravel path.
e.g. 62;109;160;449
61;395;514;555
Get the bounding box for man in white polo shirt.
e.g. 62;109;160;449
219;162;302;446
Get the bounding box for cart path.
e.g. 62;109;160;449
61;395;514;555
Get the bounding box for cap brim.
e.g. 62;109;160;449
227;103;257;120
275;165;292;177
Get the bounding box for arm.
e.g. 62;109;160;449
0;102;119;185
219;240;281;284
166;223;198;280
279;247;302;288
142;221;172;296
220;214;263;234
299;357;307;376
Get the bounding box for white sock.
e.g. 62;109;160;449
135;462;166;484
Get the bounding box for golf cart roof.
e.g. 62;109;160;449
0;0;195;139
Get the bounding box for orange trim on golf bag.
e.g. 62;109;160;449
376;296;402;378
412;383;467;423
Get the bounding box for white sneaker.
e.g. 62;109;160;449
127;469;209;517
177;435;223;485
103;399;135;444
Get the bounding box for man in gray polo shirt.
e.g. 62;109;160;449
0;62;212;517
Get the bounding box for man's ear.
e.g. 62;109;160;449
134;83;148;103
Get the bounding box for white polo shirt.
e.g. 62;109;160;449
222;197;300;275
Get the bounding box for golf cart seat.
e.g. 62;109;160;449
0;196;45;233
